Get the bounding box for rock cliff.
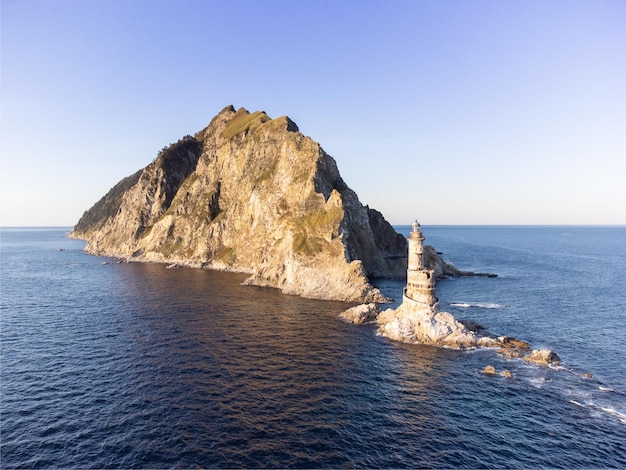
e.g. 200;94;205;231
71;106;414;302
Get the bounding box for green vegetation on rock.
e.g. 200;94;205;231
215;246;236;265
221;110;269;140
291;205;343;256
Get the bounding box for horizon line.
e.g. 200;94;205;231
2;224;625;229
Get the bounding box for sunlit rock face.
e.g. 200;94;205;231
376;302;484;349
524;349;561;365
71;106;410;302
339;303;378;324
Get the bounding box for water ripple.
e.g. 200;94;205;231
2;229;626;468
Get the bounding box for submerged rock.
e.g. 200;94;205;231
482;366;512;378
497;348;525;359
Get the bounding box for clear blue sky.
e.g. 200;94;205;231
2;0;625;226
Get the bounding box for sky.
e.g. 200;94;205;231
1;0;625;226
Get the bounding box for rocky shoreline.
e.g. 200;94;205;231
339;302;561;370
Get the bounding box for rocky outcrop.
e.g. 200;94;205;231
424;246;497;279
423;246;463;278
375;303;563;367
497;336;531;350
495;336;530;358
375;301;499;349
343;299;554;359
483;366;512;378
71;106;418;302
339;303;378;324
524;349;561;366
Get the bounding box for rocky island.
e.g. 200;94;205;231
72;105;560;362
72;105;463;302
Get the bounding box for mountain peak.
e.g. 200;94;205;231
71;106;406;302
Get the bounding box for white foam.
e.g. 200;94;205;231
528;377;548;388
450;302;506;309
568;395;626;425
479;303;506;309
600;407;626;424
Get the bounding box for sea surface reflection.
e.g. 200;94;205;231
2;228;625;468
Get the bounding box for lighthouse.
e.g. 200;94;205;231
404;220;438;309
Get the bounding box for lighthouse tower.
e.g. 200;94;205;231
404;220;438;309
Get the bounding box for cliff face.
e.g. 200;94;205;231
72;106;408;302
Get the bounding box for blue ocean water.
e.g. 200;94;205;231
1;226;625;468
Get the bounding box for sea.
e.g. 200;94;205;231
1;225;625;468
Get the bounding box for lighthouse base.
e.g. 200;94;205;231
376;296;495;349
